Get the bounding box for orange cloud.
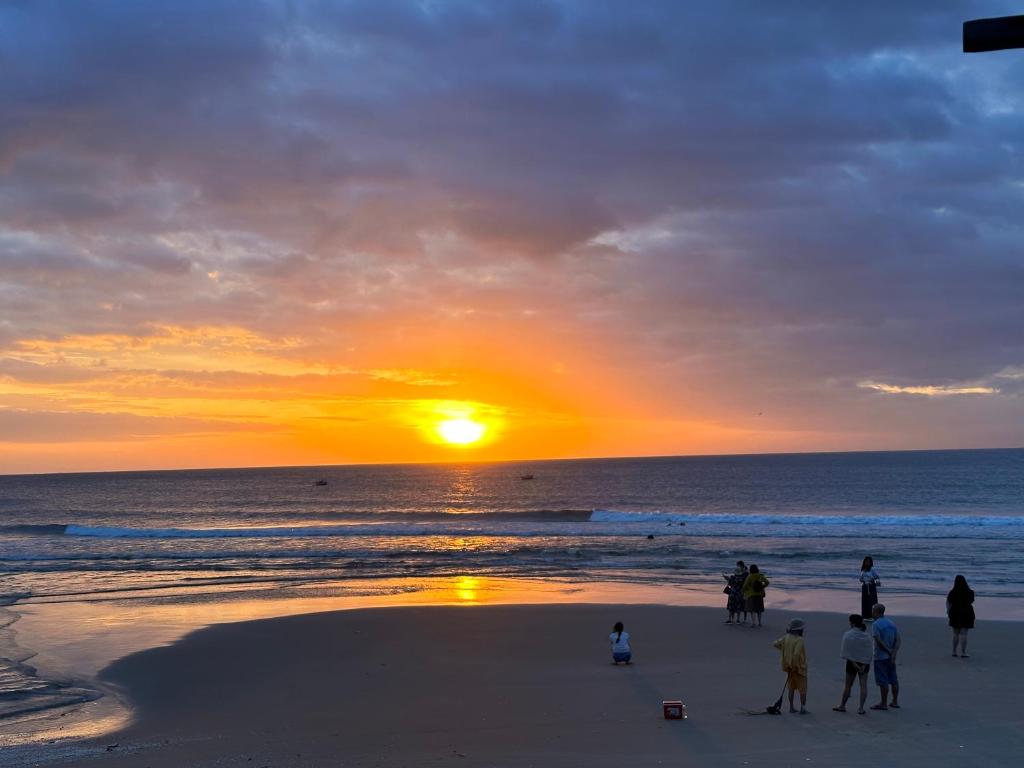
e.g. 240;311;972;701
0;323;607;469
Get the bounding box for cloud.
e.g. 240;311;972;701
0;407;275;443
2;0;1024;463
994;366;1024;381
858;381;999;397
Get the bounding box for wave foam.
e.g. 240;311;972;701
1;509;1020;542
591;509;1024;527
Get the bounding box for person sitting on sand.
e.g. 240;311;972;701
610;621;632;665
772;619;808;714
870;604;900;710
723;560;748;624
947;574;976;658
834;614;873;714
742;564;769;628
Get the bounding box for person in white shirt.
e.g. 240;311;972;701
610;621;632;665
859;556;880;620
834;614;874;714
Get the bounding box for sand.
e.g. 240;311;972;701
12;604;1024;767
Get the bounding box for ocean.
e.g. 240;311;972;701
1;448;1023;725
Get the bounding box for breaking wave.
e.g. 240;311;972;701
3;509;1022;542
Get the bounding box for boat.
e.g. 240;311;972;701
520;474;534;480
314;480;328;486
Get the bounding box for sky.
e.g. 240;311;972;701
1;1;1023;473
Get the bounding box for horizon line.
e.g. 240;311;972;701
2;444;1020;479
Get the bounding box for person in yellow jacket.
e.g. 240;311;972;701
741;564;770;627
773;619;808;714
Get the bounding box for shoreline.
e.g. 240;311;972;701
6;602;1023;767
3;576;1024;765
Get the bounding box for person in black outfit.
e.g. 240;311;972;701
947;574;976;658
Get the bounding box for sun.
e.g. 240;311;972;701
436;418;486;445
414;400;501;449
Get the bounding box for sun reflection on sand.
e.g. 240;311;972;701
454;576;481;602
2;574;787;748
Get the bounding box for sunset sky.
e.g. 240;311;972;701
2;1;1023;473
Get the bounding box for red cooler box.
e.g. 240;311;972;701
662;700;687;719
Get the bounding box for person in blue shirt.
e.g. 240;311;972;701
870;603;901;710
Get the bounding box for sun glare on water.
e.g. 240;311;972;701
436;418;486;445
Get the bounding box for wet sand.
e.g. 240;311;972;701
12;605;1024;767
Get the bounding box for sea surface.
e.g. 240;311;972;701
1;448;1023;725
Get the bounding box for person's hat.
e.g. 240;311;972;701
787;619;805;632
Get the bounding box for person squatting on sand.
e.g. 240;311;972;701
723;560;749;624
610;621;632;665
947;574;975;658
860;556;880;620
870;604;901;710
773;619;808;713
742;564;769;628
834;614;873;714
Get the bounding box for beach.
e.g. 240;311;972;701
3;453;1024;765
8;604;1022;768
5;0;1023;762
3;453;1023;765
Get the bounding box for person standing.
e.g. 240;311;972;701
772;619;808;714
722;560;748;624
742;564;769;628
859;556;880;620
947;574;976;658
870;603;900;710
834;614;873;714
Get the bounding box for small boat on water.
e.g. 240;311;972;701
520;474;534;480
314;480;328;486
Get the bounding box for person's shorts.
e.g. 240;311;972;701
787;673;808;695
846;660;870;676
613;652;632;663
874;658;898;686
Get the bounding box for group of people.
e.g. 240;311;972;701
759;558;977;715
606;558;979;716
722;560;769;628
858;558;976;656
772;603;901;716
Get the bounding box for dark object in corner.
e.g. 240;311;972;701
964;15;1024;52
766;674;790;715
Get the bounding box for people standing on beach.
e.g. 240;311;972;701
860;556;880;620
834;614;873;714
772;619;808;714
610;621;632;665
947;574;976;658
870;604;900;710
742;564;769;628
723;560;748;624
